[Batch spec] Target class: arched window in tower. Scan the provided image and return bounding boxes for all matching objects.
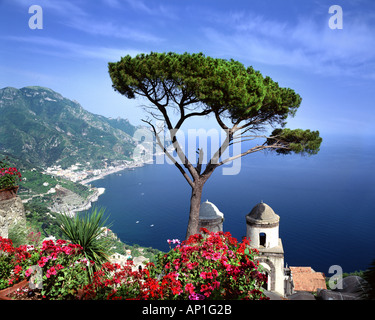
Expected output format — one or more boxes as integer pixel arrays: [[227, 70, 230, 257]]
[[259, 232, 266, 247]]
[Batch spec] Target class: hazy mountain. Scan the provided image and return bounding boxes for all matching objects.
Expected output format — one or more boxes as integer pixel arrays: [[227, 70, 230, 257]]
[[0, 86, 137, 169]]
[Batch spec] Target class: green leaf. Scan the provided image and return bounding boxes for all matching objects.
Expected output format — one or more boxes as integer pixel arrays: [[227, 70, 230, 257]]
[[267, 128, 322, 155], [57, 207, 113, 280]]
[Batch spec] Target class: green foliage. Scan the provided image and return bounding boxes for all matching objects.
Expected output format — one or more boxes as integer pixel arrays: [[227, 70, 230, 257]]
[[37, 243, 90, 300], [8, 220, 28, 248], [57, 207, 113, 279], [41, 261, 89, 300], [0, 230, 267, 300], [82, 229, 268, 300], [58, 179, 93, 199], [109, 52, 301, 127], [0, 86, 137, 169], [19, 170, 55, 196], [109, 52, 322, 237], [0, 251, 15, 290], [19, 169, 93, 198], [109, 52, 321, 157], [267, 128, 322, 155], [343, 270, 365, 278], [0, 260, 12, 290], [105, 117, 137, 136], [0, 236, 90, 298], [0, 157, 22, 189], [152, 229, 269, 300], [24, 203, 66, 239], [0, 237, 32, 290], [361, 259, 375, 299]]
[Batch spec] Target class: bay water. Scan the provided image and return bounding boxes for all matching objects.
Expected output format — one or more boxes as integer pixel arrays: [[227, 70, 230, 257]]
[[91, 134, 375, 274]]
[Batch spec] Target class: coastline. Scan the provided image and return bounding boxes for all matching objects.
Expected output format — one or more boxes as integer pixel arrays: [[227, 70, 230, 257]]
[[67, 186, 106, 216], [70, 159, 151, 215], [79, 160, 146, 185]]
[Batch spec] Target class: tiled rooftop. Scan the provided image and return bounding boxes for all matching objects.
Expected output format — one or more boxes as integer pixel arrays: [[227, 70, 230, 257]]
[[290, 266, 327, 292]]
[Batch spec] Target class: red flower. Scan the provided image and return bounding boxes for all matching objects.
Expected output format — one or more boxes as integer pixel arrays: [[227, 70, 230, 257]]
[[46, 266, 57, 278], [13, 265, 22, 274], [199, 227, 210, 234], [184, 283, 195, 295], [56, 239, 67, 246], [78, 230, 268, 300]]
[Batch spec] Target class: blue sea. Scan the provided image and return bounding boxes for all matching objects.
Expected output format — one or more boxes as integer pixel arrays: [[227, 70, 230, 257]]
[[90, 134, 375, 274]]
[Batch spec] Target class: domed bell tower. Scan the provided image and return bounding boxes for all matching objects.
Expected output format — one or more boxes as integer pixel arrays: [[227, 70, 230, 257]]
[[246, 201, 286, 296], [198, 200, 224, 233]]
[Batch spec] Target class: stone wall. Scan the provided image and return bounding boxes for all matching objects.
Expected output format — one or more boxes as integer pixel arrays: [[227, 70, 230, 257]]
[[0, 196, 26, 238], [198, 217, 224, 233]]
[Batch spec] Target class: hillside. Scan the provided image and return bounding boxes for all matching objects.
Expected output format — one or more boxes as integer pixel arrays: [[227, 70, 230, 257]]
[[0, 86, 137, 169]]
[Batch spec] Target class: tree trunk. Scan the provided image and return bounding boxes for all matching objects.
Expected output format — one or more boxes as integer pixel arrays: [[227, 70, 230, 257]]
[[185, 181, 204, 240]]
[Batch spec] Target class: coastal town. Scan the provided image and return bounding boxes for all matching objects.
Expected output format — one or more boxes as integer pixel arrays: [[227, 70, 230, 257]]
[[43, 159, 145, 185], [20, 158, 148, 217]]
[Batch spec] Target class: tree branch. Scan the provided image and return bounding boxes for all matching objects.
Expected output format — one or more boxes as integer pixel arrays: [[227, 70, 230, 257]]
[[218, 142, 288, 166], [196, 148, 204, 175], [214, 109, 229, 131], [175, 109, 211, 130], [143, 87, 201, 182], [141, 119, 195, 188], [202, 127, 233, 177]]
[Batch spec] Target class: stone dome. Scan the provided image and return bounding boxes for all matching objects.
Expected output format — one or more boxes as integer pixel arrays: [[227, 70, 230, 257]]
[[246, 201, 279, 225], [199, 200, 224, 220]]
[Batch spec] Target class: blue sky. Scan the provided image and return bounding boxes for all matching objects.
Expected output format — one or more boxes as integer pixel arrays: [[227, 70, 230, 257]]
[[1, 0, 375, 138]]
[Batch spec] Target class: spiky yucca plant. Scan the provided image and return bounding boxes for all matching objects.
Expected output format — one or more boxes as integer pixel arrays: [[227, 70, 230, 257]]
[[58, 207, 112, 279]]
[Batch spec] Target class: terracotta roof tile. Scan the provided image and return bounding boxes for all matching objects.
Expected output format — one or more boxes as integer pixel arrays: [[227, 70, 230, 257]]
[[290, 267, 313, 273], [290, 266, 327, 292]]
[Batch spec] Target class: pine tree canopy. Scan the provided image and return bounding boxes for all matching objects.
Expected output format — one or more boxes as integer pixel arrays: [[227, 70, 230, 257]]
[[108, 52, 322, 156]]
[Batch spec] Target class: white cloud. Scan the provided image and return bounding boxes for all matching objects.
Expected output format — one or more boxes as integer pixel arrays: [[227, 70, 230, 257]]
[[65, 18, 164, 43], [7, 0, 88, 18], [8, 0, 164, 43], [0, 64, 62, 86], [122, 0, 154, 15], [101, 0, 179, 20], [4, 36, 141, 61], [203, 10, 375, 79]]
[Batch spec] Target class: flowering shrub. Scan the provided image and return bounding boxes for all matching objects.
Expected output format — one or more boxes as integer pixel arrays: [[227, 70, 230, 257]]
[[1, 229, 269, 300], [26, 231, 42, 247], [28, 239, 91, 300], [81, 229, 269, 300], [0, 237, 91, 299], [0, 158, 22, 189], [0, 237, 32, 290], [81, 261, 144, 300], [149, 228, 269, 300]]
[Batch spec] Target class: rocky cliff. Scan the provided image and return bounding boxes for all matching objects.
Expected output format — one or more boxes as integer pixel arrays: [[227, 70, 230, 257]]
[[0, 196, 26, 238], [0, 86, 137, 169]]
